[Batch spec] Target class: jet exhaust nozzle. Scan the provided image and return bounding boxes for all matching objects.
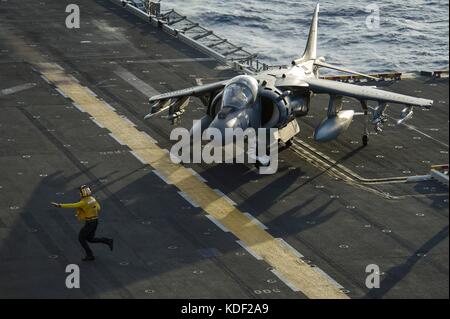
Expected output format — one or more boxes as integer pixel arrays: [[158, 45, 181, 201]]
[[314, 110, 355, 142]]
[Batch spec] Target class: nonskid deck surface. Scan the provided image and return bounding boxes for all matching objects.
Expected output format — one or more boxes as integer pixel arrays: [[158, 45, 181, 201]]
[[0, 0, 448, 298]]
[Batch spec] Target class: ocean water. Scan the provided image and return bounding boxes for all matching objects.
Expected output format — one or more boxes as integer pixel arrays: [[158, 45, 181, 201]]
[[161, 0, 449, 73]]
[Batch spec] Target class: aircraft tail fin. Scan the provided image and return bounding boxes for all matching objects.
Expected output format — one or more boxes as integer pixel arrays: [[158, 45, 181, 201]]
[[293, 3, 319, 64]]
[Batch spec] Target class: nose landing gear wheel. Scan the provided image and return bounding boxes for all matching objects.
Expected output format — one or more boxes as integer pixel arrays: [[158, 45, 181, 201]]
[[362, 134, 369, 146], [255, 158, 271, 169]]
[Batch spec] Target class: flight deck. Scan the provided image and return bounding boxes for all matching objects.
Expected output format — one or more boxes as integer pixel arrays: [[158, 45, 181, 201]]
[[0, 0, 448, 299]]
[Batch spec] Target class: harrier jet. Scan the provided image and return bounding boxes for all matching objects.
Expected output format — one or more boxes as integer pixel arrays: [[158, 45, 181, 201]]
[[144, 4, 433, 148]]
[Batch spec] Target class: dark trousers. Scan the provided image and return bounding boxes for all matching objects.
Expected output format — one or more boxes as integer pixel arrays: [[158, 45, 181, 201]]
[[78, 220, 111, 257]]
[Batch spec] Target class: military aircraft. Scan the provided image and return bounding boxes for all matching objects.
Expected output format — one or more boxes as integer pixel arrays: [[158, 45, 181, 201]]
[[144, 3, 433, 148]]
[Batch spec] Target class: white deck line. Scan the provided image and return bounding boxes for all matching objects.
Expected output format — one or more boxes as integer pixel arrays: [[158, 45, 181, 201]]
[[40, 75, 51, 84], [152, 169, 172, 184], [84, 86, 98, 97], [114, 66, 160, 97], [187, 168, 207, 183], [130, 151, 147, 165], [72, 102, 85, 113], [236, 240, 263, 260], [90, 117, 104, 128], [275, 238, 304, 258], [178, 191, 200, 208], [213, 189, 237, 206], [205, 215, 230, 232], [243, 213, 268, 230], [55, 87, 68, 99], [102, 100, 116, 111], [121, 116, 137, 127], [109, 133, 125, 146], [0, 83, 37, 96]]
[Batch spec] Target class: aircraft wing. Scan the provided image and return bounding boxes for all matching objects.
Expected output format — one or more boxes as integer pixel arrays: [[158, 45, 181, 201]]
[[149, 80, 229, 103], [304, 78, 433, 108], [145, 79, 229, 120]]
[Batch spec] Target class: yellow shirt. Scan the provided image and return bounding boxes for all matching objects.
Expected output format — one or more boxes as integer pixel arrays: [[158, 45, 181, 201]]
[[60, 196, 101, 221]]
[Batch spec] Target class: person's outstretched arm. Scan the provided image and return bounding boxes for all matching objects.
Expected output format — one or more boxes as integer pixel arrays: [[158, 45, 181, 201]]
[[51, 200, 84, 208]]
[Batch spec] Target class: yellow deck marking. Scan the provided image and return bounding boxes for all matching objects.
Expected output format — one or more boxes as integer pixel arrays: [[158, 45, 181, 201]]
[[34, 62, 349, 299], [0, 26, 349, 297]]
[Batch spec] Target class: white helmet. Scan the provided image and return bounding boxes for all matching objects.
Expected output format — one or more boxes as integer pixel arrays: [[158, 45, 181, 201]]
[[79, 185, 92, 197]]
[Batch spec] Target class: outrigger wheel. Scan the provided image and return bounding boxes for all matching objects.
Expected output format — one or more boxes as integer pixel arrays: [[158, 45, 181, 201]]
[[362, 134, 369, 146]]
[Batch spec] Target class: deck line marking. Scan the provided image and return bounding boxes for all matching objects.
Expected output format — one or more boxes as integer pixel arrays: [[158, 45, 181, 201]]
[[205, 215, 230, 233], [53, 63, 64, 71], [32, 61, 348, 299], [40, 75, 51, 84], [275, 238, 304, 259], [401, 122, 448, 148], [68, 74, 80, 83], [178, 191, 200, 208], [120, 115, 137, 127], [187, 168, 207, 183], [236, 240, 263, 260], [213, 189, 237, 206], [55, 87, 68, 99], [0, 83, 36, 96], [101, 100, 116, 111], [72, 102, 85, 113], [270, 269, 301, 292], [114, 66, 159, 97], [129, 151, 147, 165], [243, 213, 268, 230], [109, 133, 125, 145], [368, 105, 449, 148], [152, 170, 172, 184], [90, 117, 104, 129], [84, 86, 97, 97]]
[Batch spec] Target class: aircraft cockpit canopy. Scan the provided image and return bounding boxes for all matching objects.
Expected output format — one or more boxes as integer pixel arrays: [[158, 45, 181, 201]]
[[222, 75, 259, 110]]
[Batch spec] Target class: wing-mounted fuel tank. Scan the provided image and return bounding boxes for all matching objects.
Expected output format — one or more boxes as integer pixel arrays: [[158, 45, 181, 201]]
[[314, 95, 354, 142], [258, 87, 291, 128]]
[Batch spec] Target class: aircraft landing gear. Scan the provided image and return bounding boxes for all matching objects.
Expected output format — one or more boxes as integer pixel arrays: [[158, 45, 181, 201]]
[[362, 134, 369, 146], [285, 139, 293, 147], [254, 144, 271, 170], [255, 158, 271, 169]]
